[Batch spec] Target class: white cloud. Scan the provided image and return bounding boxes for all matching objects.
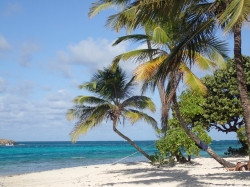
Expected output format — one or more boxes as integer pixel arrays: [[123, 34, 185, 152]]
[[0, 89, 72, 130], [48, 38, 138, 78], [19, 42, 40, 67], [8, 80, 36, 97], [3, 2, 22, 16]]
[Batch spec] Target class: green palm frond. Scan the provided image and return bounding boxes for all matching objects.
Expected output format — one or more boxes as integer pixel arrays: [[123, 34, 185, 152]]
[[179, 63, 207, 96], [112, 34, 149, 46], [73, 96, 107, 105], [66, 106, 96, 121], [219, 0, 250, 33], [89, 104, 112, 123], [69, 104, 111, 142], [123, 109, 158, 130], [70, 118, 96, 142], [106, 5, 137, 32], [192, 52, 217, 71], [207, 51, 227, 70], [112, 49, 159, 67], [79, 82, 97, 92], [152, 26, 170, 44], [122, 96, 156, 112], [88, 2, 113, 18]]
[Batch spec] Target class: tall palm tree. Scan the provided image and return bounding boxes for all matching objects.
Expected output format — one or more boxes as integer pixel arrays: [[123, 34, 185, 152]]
[[212, 0, 250, 159], [66, 66, 157, 160]]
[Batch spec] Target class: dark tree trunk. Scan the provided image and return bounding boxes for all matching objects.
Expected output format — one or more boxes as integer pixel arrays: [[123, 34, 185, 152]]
[[238, 139, 248, 154], [113, 120, 152, 161], [175, 151, 188, 163], [234, 23, 250, 160], [173, 95, 235, 167]]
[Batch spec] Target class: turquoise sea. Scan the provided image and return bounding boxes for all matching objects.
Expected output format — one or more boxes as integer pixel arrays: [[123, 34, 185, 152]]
[[0, 140, 241, 176]]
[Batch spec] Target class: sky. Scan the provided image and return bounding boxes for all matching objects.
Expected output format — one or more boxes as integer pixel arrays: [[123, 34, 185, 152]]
[[0, 0, 249, 141]]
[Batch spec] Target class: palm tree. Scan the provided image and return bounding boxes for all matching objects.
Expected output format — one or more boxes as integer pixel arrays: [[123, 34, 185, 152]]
[[212, 0, 250, 160], [66, 66, 157, 160], [88, 0, 236, 167], [111, 34, 234, 167]]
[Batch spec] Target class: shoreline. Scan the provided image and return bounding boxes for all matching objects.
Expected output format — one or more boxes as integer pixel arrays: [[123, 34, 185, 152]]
[[1, 157, 250, 187], [0, 155, 240, 177]]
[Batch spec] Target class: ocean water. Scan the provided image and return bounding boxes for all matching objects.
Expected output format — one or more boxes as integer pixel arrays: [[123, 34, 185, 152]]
[[0, 140, 241, 176]]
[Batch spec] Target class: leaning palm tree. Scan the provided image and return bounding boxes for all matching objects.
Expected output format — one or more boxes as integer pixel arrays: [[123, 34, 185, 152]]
[[66, 66, 157, 160]]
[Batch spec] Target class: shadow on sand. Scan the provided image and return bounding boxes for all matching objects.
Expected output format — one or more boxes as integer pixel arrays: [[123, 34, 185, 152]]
[[103, 162, 250, 186]]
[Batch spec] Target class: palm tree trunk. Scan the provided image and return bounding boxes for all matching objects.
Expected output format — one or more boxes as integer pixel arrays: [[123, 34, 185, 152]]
[[234, 23, 250, 160], [157, 81, 171, 131], [172, 94, 235, 167], [146, 33, 171, 131], [112, 120, 152, 161]]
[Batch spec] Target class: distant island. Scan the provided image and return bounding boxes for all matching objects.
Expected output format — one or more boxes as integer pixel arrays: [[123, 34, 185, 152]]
[[0, 139, 15, 146]]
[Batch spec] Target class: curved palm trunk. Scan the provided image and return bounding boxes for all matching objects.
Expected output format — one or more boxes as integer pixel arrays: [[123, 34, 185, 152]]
[[173, 94, 235, 167], [112, 119, 152, 161], [234, 24, 250, 160]]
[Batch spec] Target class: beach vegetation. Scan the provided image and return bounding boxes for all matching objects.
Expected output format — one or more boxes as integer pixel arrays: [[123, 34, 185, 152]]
[[66, 65, 157, 161], [200, 56, 250, 155], [154, 91, 212, 163]]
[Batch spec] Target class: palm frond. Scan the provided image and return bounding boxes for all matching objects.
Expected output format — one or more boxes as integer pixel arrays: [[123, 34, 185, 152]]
[[207, 51, 227, 70], [106, 5, 137, 32], [79, 82, 97, 92], [134, 54, 167, 81], [152, 26, 170, 44], [112, 34, 149, 46], [66, 106, 96, 121], [88, 2, 113, 18], [70, 118, 96, 142], [179, 63, 207, 96], [219, 0, 250, 33], [123, 109, 158, 130], [193, 52, 217, 71], [112, 49, 159, 67], [73, 96, 107, 105], [122, 96, 156, 112], [69, 104, 111, 142]]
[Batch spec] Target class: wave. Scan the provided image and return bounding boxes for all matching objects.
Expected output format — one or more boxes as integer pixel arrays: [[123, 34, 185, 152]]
[[71, 157, 85, 159]]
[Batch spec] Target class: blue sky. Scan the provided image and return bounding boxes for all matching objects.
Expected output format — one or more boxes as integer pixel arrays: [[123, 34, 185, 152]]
[[0, 1, 249, 141]]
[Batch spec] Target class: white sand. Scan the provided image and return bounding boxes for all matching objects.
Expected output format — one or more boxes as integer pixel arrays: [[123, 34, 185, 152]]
[[1, 157, 250, 187]]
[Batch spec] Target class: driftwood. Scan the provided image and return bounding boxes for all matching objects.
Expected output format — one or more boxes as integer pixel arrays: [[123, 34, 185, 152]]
[[225, 161, 250, 171]]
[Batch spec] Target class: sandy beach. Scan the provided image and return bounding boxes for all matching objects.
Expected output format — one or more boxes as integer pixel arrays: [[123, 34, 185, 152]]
[[1, 157, 250, 187]]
